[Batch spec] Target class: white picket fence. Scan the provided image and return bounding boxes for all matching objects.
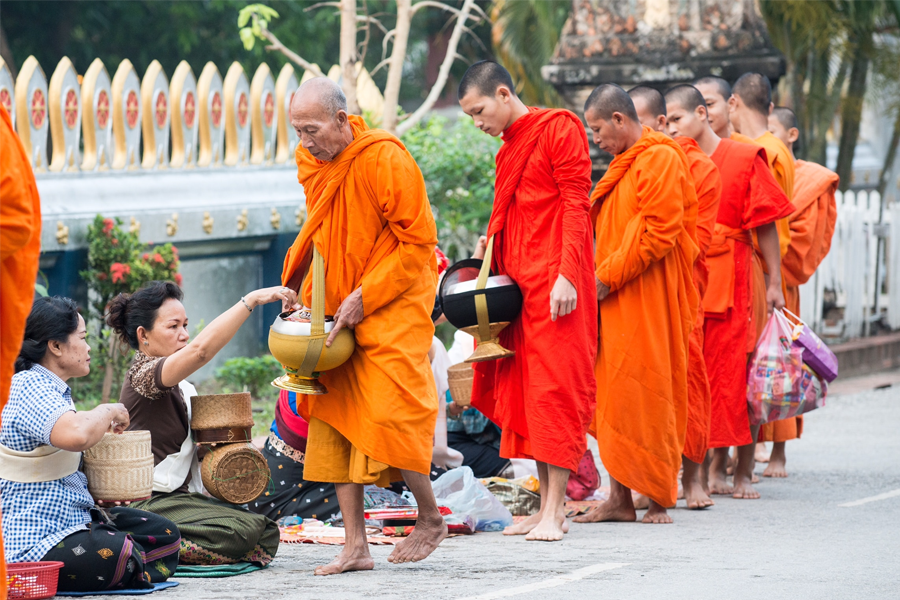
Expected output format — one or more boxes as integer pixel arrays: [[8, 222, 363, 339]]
[[800, 188, 899, 339]]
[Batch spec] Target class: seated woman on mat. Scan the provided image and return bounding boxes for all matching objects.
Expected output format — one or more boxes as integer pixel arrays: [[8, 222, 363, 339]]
[[0, 297, 180, 593], [107, 280, 296, 567]]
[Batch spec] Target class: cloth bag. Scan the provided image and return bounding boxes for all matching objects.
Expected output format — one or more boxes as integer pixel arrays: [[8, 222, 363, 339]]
[[747, 310, 827, 425], [566, 449, 600, 501], [431, 466, 513, 532], [482, 479, 541, 516], [783, 308, 839, 382]]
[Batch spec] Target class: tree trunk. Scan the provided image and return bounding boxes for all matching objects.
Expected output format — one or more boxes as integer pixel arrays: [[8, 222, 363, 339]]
[[101, 336, 118, 403], [835, 37, 871, 191], [340, 0, 360, 115], [382, 0, 412, 133], [0, 24, 16, 78], [876, 106, 900, 200]]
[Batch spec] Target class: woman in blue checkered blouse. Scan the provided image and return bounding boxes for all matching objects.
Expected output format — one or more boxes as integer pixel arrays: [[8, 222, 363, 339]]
[[0, 296, 180, 592]]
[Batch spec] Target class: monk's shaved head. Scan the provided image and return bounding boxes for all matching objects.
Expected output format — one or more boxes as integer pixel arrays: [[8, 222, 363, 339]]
[[584, 84, 639, 122], [458, 60, 517, 100], [732, 73, 772, 117], [771, 106, 798, 131], [665, 84, 707, 113], [290, 77, 353, 162], [628, 86, 666, 118], [693, 76, 731, 102], [292, 77, 347, 117], [768, 106, 800, 155]]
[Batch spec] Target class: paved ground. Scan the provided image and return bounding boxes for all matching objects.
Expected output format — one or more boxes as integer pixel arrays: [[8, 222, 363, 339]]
[[79, 382, 900, 600]]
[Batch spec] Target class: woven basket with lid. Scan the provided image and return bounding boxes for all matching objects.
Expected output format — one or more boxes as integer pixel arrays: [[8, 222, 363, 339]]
[[83, 431, 153, 503], [201, 442, 270, 504], [190, 392, 254, 430], [448, 362, 474, 407]]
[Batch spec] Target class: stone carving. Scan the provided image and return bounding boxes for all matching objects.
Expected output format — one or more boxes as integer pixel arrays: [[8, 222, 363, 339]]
[[275, 64, 299, 164], [197, 62, 225, 168], [0, 57, 16, 129], [111, 59, 142, 170], [81, 58, 113, 171], [56, 221, 69, 245], [237, 209, 249, 232], [14, 56, 49, 172], [141, 60, 170, 169], [166, 213, 179, 237], [170, 60, 198, 169], [270, 207, 282, 230], [49, 57, 82, 172], [202, 211, 214, 234], [250, 63, 278, 165], [223, 62, 251, 167]]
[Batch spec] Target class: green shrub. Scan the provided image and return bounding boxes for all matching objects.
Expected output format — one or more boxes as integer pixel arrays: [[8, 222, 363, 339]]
[[215, 355, 283, 400]]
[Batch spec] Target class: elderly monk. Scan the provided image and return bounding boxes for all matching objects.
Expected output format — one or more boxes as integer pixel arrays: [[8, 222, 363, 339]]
[[666, 84, 794, 499], [282, 78, 445, 574], [760, 106, 839, 477], [458, 61, 597, 541], [1, 105, 42, 573], [630, 86, 721, 510], [575, 84, 698, 524]]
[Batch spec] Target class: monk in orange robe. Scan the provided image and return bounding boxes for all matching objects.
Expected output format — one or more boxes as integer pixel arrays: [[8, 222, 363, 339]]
[[629, 86, 722, 510], [459, 61, 597, 541], [281, 78, 444, 574], [1, 104, 42, 573], [761, 106, 839, 477], [574, 84, 698, 525], [668, 84, 794, 499]]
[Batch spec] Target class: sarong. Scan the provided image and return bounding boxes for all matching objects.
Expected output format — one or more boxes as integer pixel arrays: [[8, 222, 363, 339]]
[[131, 492, 278, 566]]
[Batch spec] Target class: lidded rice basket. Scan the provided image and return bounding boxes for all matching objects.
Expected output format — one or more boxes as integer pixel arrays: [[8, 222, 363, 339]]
[[83, 431, 153, 503], [190, 392, 254, 445], [201, 443, 270, 504], [447, 362, 474, 407]]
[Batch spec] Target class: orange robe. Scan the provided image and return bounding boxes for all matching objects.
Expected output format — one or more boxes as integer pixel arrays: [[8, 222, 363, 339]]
[[281, 116, 438, 482], [0, 104, 42, 576], [705, 138, 794, 448], [591, 127, 698, 506], [760, 160, 838, 443], [470, 108, 597, 472], [675, 137, 722, 464]]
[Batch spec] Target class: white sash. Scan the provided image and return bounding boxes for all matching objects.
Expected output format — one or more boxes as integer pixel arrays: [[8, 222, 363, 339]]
[[0, 442, 82, 483], [152, 380, 204, 494]]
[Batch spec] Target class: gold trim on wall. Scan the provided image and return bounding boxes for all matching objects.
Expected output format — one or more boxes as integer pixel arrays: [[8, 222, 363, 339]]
[[141, 60, 169, 169], [197, 62, 224, 168], [14, 56, 48, 171], [81, 58, 112, 171], [274, 63, 298, 165], [111, 58, 142, 170], [223, 61, 250, 167], [48, 56, 81, 172], [169, 60, 197, 169]]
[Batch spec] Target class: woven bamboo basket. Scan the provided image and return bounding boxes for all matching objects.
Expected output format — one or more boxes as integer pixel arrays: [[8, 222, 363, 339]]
[[190, 392, 254, 430], [201, 442, 270, 504], [83, 431, 154, 503], [448, 362, 474, 407]]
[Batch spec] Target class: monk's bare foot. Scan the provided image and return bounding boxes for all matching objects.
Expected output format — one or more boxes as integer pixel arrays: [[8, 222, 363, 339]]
[[725, 450, 735, 475], [573, 499, 636, 523], [504, 511, 570, 536], [709, 449, 733, 495], [525, 513, 567, 541], [314, 546, 375, 576], [755, 442, 770, 463], [633, 493, 650, 510], [387, 515, 447, 564], [752, 472, 760, 484], [763, 444, 788, 478], [683, 479, 714, 509], [732, 474, 760, 499], [642, 501, 673, 524], [708, 470, 733, 495]]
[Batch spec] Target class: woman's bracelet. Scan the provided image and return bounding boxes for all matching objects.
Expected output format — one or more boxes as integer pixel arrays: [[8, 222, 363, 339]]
[[241, 296, 254, 313]]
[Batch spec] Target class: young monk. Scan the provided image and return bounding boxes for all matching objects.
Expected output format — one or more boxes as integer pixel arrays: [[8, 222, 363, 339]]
[[458, 61, 597, 541], [282, 78, 445, 572], [762, 106, 839, 477], [575, 84, 698, 524], [630, 86, 721, 510], [666, 84, 794, 499], [694, 76, 734, 139]]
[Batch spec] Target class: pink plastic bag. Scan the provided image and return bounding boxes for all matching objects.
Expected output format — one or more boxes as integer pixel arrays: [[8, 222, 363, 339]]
[[783, 308, 839, 382], [747, 310, 827, 425]]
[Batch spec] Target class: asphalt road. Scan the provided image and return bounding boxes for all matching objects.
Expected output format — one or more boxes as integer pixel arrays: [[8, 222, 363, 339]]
[[76, 384, 900, 600]]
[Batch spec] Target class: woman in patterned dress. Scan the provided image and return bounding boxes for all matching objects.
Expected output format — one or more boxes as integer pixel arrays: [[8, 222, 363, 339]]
[[0, 297, 180, 592]]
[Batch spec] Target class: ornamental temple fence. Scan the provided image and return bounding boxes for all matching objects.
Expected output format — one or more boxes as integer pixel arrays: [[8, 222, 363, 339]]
[[0, 54, 896, 378]]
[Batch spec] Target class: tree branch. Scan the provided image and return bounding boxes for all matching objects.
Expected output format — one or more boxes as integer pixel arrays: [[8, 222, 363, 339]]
[[370, 57, 392, 76], [304, 2, 341, 12], [260, 27, 325, 77], [397, 0, 476, 135], [382, 0, 412, 133]]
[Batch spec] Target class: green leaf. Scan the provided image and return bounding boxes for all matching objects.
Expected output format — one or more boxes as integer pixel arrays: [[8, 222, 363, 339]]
[[239, 27, 256, 50], [237, 5, 255, 28], [34, 283, 49, 297]]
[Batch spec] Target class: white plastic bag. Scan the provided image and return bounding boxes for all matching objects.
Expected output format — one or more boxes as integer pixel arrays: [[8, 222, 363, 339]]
[[431, 466, 513, 532]]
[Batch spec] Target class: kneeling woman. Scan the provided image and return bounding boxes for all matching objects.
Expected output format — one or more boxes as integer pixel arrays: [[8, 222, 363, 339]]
[[0, 297, 180, 593], [107, 281, 295, 566]]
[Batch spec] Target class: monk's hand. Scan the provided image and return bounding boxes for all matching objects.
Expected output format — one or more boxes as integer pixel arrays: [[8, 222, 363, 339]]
[[472, 235, 488, 260], [550, 275, 577, 322], [596, 277, 611, 302], [327, 286, 364, 347], [766, 282, 785, 316]]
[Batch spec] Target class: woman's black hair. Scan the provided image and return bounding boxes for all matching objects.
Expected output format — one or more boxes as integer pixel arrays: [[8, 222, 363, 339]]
[[15, 296, 82, 373], [106, 281, 184, 350]]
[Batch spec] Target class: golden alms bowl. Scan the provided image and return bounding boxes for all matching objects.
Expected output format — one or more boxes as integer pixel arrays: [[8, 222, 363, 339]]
[[268, 311, 355, 395]]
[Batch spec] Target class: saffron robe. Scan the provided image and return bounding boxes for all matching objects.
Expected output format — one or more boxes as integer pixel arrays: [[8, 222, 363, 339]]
[[591, 128, 698, 506], [470, 108, 597, 473], [760, 160, 838, 443], [704, 138, 794, 448], [0, 105, 42, 573], [281, 116, 438, 481], [676, 137, 722, 464]]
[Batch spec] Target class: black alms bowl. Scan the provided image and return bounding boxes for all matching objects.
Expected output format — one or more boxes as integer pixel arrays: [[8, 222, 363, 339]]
[[438, 259, 523, 330]]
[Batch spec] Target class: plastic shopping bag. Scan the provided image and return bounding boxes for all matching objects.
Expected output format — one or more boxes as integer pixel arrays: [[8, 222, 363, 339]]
[[431, 466, 513, 532], [783, 308, 839, 382], [747, 310, 827, 425]]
